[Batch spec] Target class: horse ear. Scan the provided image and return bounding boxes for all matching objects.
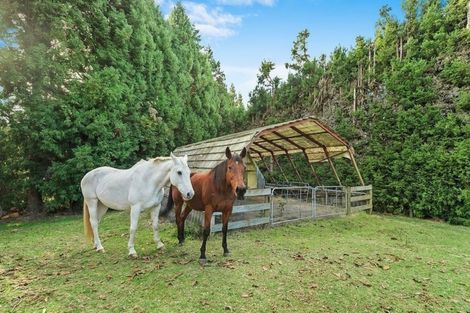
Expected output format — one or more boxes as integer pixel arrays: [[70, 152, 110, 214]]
[[225, 147, 232, 159], [240, 147, 247, 159], [170, 152, 177, 162], [183, 154, 188, 163]]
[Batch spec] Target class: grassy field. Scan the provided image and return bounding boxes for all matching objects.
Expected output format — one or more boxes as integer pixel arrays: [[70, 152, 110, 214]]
[[0, 211, 469, 313]]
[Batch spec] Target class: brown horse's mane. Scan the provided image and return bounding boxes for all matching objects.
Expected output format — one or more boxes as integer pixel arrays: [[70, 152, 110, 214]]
[[211, 154, 242, 193]]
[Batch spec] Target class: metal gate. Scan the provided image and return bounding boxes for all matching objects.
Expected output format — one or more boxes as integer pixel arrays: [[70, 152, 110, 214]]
[[313, 186, 348, 218], [270, 186, 314, 225], [270, 185, 349, 224]]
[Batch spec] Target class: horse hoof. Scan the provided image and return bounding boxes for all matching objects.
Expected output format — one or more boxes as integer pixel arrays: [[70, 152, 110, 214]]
[[96, 248, 105, 253], [223, 252, 231, 257], [128, 253, 138, 258], [198, 258, 207, 266], [178, 240, 185, 246], [157, 242, 165, 250]]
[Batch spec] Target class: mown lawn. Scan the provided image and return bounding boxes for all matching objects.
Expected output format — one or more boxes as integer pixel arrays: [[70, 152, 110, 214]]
[[0, 211, 469, 313]]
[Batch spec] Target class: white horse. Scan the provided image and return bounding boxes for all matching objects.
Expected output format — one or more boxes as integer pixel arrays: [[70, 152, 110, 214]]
[[81, 153, 194, 257]]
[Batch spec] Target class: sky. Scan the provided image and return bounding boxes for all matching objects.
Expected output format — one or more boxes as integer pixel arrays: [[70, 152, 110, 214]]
[[157, 0, 404, 104]]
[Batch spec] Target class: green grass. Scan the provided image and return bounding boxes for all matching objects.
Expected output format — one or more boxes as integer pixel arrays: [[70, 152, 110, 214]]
[[1, 212, 469, 313]]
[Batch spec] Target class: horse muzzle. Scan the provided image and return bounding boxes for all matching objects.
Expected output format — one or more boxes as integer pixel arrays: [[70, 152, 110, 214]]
[[236, 187, 247, 200], [182, 190, 195, 201]]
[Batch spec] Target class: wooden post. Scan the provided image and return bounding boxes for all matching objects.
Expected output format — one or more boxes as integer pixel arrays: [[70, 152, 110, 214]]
[[271, 152, 289, 183], [302, 150, 321, 186], [324, 148, 342, 186], [286, 153, 302, 182], [259, 153, 272, 173], [346, 186, 351, 215], [348, 149, 365, 186]]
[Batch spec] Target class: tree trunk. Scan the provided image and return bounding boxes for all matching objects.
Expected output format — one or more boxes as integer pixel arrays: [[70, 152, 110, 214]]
[[399, 36, 403, 60], [353, 86, 357, 112], [467, 1, 470, 29], [27, 187, 44, 214], [373, 44, 376, 74], [368, 44, 372, 85]]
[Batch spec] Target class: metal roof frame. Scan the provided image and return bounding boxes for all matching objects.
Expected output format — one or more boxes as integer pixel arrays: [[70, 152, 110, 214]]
[[174, 116, 365, 186]]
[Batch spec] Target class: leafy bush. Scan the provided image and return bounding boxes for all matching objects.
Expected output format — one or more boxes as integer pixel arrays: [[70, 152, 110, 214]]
[[440, 58, 470, 87], [448, 217, 470, 227]]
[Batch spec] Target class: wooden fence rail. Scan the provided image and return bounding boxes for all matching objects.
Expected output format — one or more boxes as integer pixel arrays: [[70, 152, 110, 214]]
[[347, 185, 373, 215]]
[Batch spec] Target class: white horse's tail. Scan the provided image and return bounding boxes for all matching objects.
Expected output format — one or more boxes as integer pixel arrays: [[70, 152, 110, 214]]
[[83, 201, 93, 243]]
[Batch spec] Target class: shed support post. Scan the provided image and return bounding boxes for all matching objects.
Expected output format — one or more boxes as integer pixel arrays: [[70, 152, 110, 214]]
[[286, 153, 302, 182], [258, 153, 272, 173], [324, 148, 342, 186], [302, 150, 321, 186], [348, 149, 365, 186], [271, 152, 289, 183]]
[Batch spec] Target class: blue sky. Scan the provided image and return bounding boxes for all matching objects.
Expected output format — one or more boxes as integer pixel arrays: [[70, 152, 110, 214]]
[[157, 0, 404, 103]]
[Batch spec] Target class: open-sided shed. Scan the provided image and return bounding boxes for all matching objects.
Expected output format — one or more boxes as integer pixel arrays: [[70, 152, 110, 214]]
[[173, 116, 372, 231], [174, 116, 364, 187]]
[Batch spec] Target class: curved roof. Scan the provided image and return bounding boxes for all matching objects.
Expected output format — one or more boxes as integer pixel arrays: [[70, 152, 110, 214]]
[[174, 116, 354, 171]]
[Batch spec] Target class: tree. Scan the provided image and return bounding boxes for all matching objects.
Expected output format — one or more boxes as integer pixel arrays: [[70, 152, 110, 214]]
[[285, 29, 310, 71], [0, 0, 244, 212]]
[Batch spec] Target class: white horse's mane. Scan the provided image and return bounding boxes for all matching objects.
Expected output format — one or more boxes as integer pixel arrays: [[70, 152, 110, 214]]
[[131, 157, 172, 168], [149, 157, 172, 162]]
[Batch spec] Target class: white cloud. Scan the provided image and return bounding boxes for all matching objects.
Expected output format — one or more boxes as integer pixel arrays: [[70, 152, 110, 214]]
[[183, 2, 242, 38], [222, 63, 290, 106], [216, 0, 275, 6], [271, 64, 290, 81], [194, 24, 236, 37]]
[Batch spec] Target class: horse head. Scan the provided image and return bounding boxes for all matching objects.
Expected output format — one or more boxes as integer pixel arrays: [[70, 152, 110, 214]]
[[224, 147, 247, 200], [170, 153, 194, 201]]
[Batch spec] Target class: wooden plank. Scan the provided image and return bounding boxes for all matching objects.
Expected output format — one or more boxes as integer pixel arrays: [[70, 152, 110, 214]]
[[212, 217, 270, 232], [213, 203, 270, 215], [350, 204, 372, 211], [351, 185, 372, 192], [350, 194, 371, 202], [245, 188, 272, 197]]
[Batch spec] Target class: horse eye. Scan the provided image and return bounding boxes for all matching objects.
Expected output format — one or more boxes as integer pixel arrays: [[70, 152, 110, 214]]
[[177, 171, 182, 175], [228, 166, 232, 170]]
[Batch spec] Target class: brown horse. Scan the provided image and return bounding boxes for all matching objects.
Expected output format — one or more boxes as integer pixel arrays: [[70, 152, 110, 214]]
[[163, 147, 247, 265]]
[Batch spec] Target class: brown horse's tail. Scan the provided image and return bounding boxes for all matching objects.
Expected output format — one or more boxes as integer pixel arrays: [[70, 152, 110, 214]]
[[160, 185, 174, 217], [83, 201, 93, 243]]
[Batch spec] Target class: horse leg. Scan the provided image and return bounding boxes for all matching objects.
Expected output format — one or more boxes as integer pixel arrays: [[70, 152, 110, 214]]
[[222, 209, 232, 257], [97, 201, 108, 222], [199, 206, 213, 265], [174, 200, 185, 245], [128, 205, 142, 257], [151, 204, 164, 250], [86, 198, 105, 252], [178, 203, 193, 245]]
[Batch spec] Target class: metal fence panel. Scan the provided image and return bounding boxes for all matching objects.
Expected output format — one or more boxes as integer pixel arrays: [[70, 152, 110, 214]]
[[270, 186, 315, 225], [313, 186, 348, 218]]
